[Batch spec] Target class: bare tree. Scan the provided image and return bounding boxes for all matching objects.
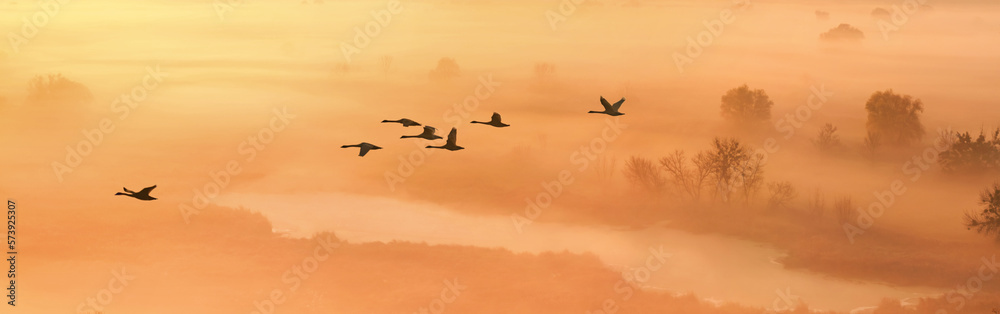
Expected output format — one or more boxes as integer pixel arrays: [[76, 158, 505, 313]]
[[707, 137, 750, 203], [661, 150, 714, 202], [533, 62, 555, 81], [863, 130, 882, 159], [766, 181, 797, 210], [737, 152, 766, 206], [333, 62, 351, 77], [813, 123, 841, 152], [379, 55, 393, 78], [595, 155, 618, 185], [809, 188, 825, 218], [624, 156, 664, 194], [834, 196, 857, 224]]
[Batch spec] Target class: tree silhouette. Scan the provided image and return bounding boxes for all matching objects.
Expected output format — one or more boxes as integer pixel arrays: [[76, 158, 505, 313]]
[[834, 196, 857, 224], [720, 84, 773, 129], [530, 62, 556, 92], [813, 123, 841, 152], [820, 24, 864, 41], [964, 183, 1000, 241], [429, 57, 460, 82], [864, 89, 925, 146], [624, 156, 664, 194], [939, 129, 1000, 174], [706, 137, 763, 203], [660, 150, 712, 201], [815, 10, 829, 20], [379, 55, 393, 78], [809, 188, 826, 219], [26, 73, 93, 107], [332, 62, 351, 77], [863, 130, 882, 159], [533, 62, 555, 81], [766, 181, 797, 210], [594, 155, 617, 185]]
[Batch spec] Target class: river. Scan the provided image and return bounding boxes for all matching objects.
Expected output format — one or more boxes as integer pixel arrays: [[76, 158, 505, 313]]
[[215, 192, 943, 313]]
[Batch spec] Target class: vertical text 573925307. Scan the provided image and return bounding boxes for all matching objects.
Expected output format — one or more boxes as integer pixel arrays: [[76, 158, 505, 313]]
[[6, 199, 15, 307]]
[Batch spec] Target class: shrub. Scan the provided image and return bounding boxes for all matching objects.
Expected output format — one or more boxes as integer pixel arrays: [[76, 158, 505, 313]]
[[815, 10, 829, 20], [938, 129, 1000, 174], [820, 24, 864, 41], [964, 183, 1000, 241], [813, 123, 841, 152]]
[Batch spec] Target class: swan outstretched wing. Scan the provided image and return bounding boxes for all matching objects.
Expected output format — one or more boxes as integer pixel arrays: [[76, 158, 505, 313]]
[[137, 185, 157, 195], [612, 98, 626, 110], [600, 97, 613, 110], [447, 128, 458, 145]]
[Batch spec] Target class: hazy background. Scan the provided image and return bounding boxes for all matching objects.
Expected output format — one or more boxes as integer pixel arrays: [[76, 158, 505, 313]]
[[2, 0, 1000, 313]]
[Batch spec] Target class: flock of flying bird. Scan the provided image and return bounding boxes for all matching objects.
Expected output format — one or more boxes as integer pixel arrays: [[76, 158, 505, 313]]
[[115, 97, 627, 200], [340, 96, 627, 157]]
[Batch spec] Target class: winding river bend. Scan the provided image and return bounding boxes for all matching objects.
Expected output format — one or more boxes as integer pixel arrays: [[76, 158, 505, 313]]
[[216, 193, 942, 312]]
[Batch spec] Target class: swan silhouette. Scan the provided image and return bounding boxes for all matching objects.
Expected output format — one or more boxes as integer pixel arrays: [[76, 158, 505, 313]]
[[589, 97, 625, 116], [115, 185, 157, 201], [401, 126, 443, 140], [426, 128, 464, 151], [381, 118, 421, 127], [470, 112, 509, 127], [341, 142, 382, 157]]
